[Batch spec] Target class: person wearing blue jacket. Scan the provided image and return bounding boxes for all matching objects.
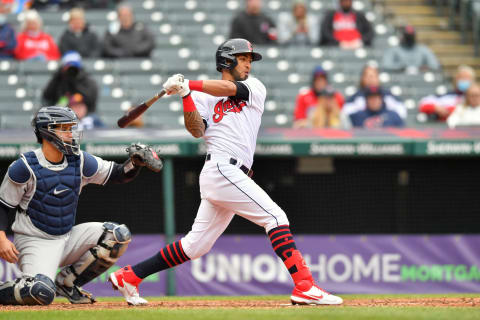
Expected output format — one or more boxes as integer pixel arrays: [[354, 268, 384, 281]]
[[0, 20, 16, 58], [342, 86, 404, 128]]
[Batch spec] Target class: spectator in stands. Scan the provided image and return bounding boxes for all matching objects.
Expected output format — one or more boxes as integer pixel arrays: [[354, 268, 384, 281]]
[[343, 63, 407, 120], [447, 83, 480, 128], [31, 0, 73, 11], [277, 0, 319, 46], [14, 10, 61, 61], [418, 65, 476, 121], [319, 0, 374, 48], [293, 66, 344, 128], [229, 0, 277, 44], [42, 51, 98, 113], [6, 0, 28, 14], [32, 0, 122, 10], [382, 25, 439, 73], [310, 86, 342, 128], [68, 93, 105, 130], [59, 7, 100, 58], [102, 4, 155, 58], [0, 0, 16, 58], [342, 86, 404, 128], [86, 0, 123, 9], [0, 0, 12, 12]]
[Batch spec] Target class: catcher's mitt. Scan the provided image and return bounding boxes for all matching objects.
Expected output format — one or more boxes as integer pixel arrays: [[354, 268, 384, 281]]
[[126, 143, 163, 172]]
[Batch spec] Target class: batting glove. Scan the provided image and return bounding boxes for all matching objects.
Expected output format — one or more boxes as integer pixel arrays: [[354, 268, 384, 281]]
[[162, 75, 180, 95], [177, 77, 190, 98], [163, 74, 190, 97]]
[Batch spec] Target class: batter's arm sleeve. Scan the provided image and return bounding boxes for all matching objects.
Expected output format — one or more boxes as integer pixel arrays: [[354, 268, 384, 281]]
[[229, 81, 249, 101], [106, 159, 142, 184]]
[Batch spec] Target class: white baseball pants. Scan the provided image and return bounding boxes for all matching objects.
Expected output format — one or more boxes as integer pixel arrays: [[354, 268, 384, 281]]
[[181, 154, 289, 260]]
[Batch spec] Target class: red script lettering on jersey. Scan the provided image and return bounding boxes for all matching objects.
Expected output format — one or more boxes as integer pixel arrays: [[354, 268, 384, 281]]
[[213, 99, 247, 123]]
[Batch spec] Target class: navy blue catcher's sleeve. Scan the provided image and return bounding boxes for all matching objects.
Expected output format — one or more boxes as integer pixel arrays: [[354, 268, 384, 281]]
[[8, 159, 31, 184], [106, 159, 142, 184], [82, 151, 99, 178], [0, 202, 9, 231]]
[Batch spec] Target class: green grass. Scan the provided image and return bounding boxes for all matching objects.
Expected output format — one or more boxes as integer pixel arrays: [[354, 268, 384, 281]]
[[1, 295, 479, 320], [3, 308, 480, 320]]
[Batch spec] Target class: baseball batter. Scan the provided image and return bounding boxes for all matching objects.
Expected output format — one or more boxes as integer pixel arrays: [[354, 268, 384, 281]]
[[110, 38, 343, 306], [0, 106, 162, 305]]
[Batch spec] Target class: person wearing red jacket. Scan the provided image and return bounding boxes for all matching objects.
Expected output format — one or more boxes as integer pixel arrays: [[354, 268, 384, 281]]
[[293, 66, 344, 128], [319, 0, 374, 49], [14, 10, 60, 61], [418, 65, 475, 121]]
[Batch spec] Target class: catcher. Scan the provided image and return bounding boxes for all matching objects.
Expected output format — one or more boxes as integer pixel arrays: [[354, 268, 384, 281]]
[[0, 106, 162, 305]]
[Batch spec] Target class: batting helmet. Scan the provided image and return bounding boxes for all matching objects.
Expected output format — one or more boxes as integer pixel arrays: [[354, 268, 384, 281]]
[[32, 106, 82, 155], [215, 38, 262, 72]]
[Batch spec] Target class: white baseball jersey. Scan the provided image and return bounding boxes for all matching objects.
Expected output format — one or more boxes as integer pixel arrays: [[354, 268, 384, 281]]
[[179, 75, 289, 261], [191, 76, 266, 169]]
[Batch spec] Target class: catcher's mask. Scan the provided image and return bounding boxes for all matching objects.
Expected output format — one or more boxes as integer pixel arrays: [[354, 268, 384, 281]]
[[32, 106, 83, 156], [215, 38, 262, 72]]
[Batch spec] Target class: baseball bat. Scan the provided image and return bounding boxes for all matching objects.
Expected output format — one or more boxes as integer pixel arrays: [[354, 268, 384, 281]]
[[117, 89, 167, 128]]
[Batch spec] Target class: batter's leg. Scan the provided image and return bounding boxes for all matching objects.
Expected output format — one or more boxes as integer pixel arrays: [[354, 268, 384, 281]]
[[207, 163, 343, 305], [109, 199, 234, 305]]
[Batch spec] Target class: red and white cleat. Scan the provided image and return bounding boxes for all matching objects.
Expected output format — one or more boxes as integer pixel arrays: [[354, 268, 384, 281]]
[[109, 265, 148, 306], [291, 280, 343, 305]]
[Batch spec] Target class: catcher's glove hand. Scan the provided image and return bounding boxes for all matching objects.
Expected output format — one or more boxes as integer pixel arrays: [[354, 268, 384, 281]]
[[126, 143, 163, 172]]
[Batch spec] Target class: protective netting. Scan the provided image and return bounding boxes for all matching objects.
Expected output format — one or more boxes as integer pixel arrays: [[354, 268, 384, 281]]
[[1, 156, 480, 234]]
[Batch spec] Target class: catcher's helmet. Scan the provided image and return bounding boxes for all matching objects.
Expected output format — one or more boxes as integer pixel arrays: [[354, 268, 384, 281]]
[[215, 38, 262, 72], [32, 106, 82, 155]]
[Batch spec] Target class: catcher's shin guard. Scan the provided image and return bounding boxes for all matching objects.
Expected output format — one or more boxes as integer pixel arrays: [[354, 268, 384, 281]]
[[0, 274, 55, 305], [55, 222, 131, 303]]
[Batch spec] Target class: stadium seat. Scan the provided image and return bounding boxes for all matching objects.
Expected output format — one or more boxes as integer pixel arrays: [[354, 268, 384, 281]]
[[0, 0, 451, 129], [0, 114, 33, 129]]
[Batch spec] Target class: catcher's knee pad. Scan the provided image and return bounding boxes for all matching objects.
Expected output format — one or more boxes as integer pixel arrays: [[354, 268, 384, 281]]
[[0, 274, 55, 305], [57, 222, 131, 287]]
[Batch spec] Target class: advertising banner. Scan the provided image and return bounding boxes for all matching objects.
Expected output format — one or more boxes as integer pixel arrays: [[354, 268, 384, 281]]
[[175, 235, 480, 295], [0, 235, 478, 296]]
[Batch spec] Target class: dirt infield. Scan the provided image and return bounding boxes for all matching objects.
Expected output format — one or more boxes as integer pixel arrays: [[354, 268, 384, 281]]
[[1, 297, 479, 311]]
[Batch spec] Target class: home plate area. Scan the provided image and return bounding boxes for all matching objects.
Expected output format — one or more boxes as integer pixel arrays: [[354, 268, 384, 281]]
[[1, 297, 479, 311]]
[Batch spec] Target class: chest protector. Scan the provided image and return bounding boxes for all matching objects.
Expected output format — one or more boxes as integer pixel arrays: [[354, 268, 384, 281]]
[[23, 151, 81, 235]]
